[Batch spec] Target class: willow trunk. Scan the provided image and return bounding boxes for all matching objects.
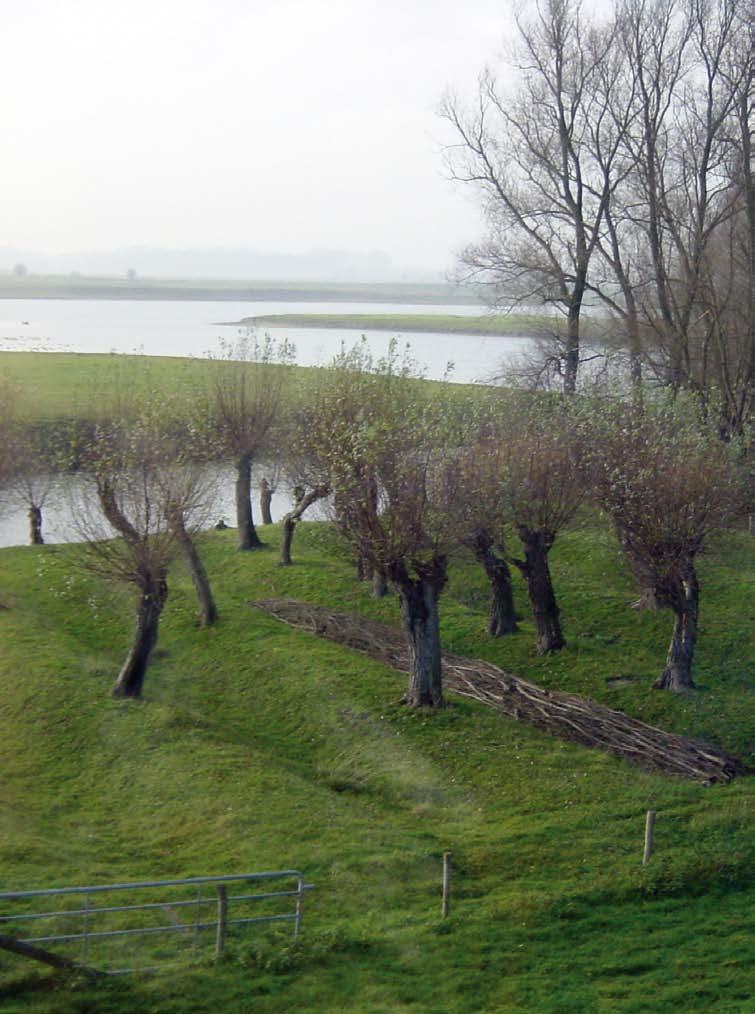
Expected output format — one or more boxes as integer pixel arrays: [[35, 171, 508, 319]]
[[395, 576, 443, 708], [235, 454, 263, 550], [515, 528, 564, 654], [473, 532, 517, 636], [654, 570, 699, 692], [112, 573, 168, 698]]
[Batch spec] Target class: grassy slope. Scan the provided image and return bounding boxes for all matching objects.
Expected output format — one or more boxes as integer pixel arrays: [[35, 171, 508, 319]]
[[0, 352, 475, 424], [0, 352, 206, 422], [0, 521, 752, 1012]]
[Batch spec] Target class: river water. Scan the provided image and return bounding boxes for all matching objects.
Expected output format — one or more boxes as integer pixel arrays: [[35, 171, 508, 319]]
[[0, 296, 538, 546], [0, 297, 536, 384]]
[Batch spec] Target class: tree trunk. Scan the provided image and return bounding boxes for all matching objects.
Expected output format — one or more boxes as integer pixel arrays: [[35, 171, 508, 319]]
[[472, 531, 517, 636], [564, 309, 580, 395], [390, 561, 446, 708], [278, 485, 329, 566], [171, 513, 217, 626], [113, 572, 168, 698], [356, 552, 371, 582], [513, 527, 564, 654], [255, 599, 748, 784], [260, 477, 273, 525], [654, 569, 699, 692], [28, 505, 43, 545], [235, 454, 263, 550], [372, 569, 388, 598], [280, 515, 295, 566]]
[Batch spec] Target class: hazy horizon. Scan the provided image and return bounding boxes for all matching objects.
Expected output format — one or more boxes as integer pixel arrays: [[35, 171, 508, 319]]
[[0, 244, 455, 284], [3, 0, 517, 279]]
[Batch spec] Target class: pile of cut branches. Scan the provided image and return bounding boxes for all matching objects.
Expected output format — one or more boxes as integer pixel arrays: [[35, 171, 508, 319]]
[[252, 598, 747, 785]]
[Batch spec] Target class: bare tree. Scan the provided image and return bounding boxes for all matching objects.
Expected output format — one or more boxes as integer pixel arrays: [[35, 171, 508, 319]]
[[586, 395, 744, 690], [441, 0, 618, 393], [494, 397, 586, 653], [76, 370, 218, 695], [203, 333, 294, 551], [606, 0, 751, 428], [259, 466, 282, 526], [5, 425, 60, 545], [275, 380, 336, 567], [314, 343, 461, 707], [455, 431, 519, 636], [78, 425, 179, 698]]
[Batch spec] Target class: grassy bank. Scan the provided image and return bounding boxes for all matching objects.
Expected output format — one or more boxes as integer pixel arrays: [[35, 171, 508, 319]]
[[0, 275, 480, 305], [0, 352, 479, 424], [0, 351, 206, 422], [239, 312, 564, 338], [0, 519, 752, 1012]]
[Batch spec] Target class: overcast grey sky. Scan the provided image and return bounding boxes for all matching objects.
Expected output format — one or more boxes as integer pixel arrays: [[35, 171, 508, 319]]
[[2, 0, 517, 274]]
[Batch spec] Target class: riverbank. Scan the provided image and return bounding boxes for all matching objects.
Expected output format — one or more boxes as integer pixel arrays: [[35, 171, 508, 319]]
[[234, 312, 554, 337], [0, 522, 752, 1011], [0, 274, 483, 305]]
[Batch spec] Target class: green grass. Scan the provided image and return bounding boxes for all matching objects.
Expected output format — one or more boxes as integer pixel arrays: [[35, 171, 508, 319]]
[[0, 352, 482, 424], [0, 274, 478, 305], [239, 312, 566, 338], [0, 352, 209, 422], [0, 521, 752, 1012]]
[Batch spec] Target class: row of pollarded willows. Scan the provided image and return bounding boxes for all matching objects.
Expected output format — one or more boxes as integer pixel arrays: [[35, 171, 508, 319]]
[[0, 340, 748, 705], [283, 344, 748, 705], [252, 600, 748, 784]]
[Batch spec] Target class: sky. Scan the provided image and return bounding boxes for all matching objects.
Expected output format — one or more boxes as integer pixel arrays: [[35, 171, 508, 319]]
[[1, 0, 518, 277]]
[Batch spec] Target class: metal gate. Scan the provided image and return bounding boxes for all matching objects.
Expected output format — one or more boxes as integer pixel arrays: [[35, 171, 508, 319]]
[[0, 870, 313, 975]]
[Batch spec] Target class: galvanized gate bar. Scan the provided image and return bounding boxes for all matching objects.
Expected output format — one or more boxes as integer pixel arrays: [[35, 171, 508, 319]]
[[0, 870, 314, 974], [0, 870, 305, 900]]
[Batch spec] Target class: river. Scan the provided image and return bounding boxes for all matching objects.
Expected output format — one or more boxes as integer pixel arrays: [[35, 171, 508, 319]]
[[0, 296, 538, 547], [0, 297, 535, 384]]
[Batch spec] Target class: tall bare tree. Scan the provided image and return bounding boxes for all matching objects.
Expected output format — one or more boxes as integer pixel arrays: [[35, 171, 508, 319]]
[[441, 0, 619, 393]]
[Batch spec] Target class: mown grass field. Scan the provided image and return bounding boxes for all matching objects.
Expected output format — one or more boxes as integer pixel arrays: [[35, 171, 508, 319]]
[[0, 516, 752, 1013]]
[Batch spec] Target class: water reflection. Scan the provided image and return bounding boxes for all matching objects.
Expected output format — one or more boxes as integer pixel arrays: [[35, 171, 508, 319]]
[[0, 464, 312, 549]]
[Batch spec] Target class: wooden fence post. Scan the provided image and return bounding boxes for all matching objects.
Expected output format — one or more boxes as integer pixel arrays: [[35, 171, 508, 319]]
[[442, 852, 452, 918], [215, 884, 228, 959], [642, 810, 656, 866]]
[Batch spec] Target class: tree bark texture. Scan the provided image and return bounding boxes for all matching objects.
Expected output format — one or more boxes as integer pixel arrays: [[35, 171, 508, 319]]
[[654, 568, 699, 692], [513, 527, 564, 653], [389, 560, 446, 708], [259, 478, 273, 525], [278, 485, 329, 566], [252, 599, 747, 784], [371, 569, 389, 598], [472, 531, 517, 636], [171, 513, 217, 626], [28, 505, 43, 545], [279, 516, 295, 566], [235, 454, 263, 550], [113, 571, 168, 698]]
